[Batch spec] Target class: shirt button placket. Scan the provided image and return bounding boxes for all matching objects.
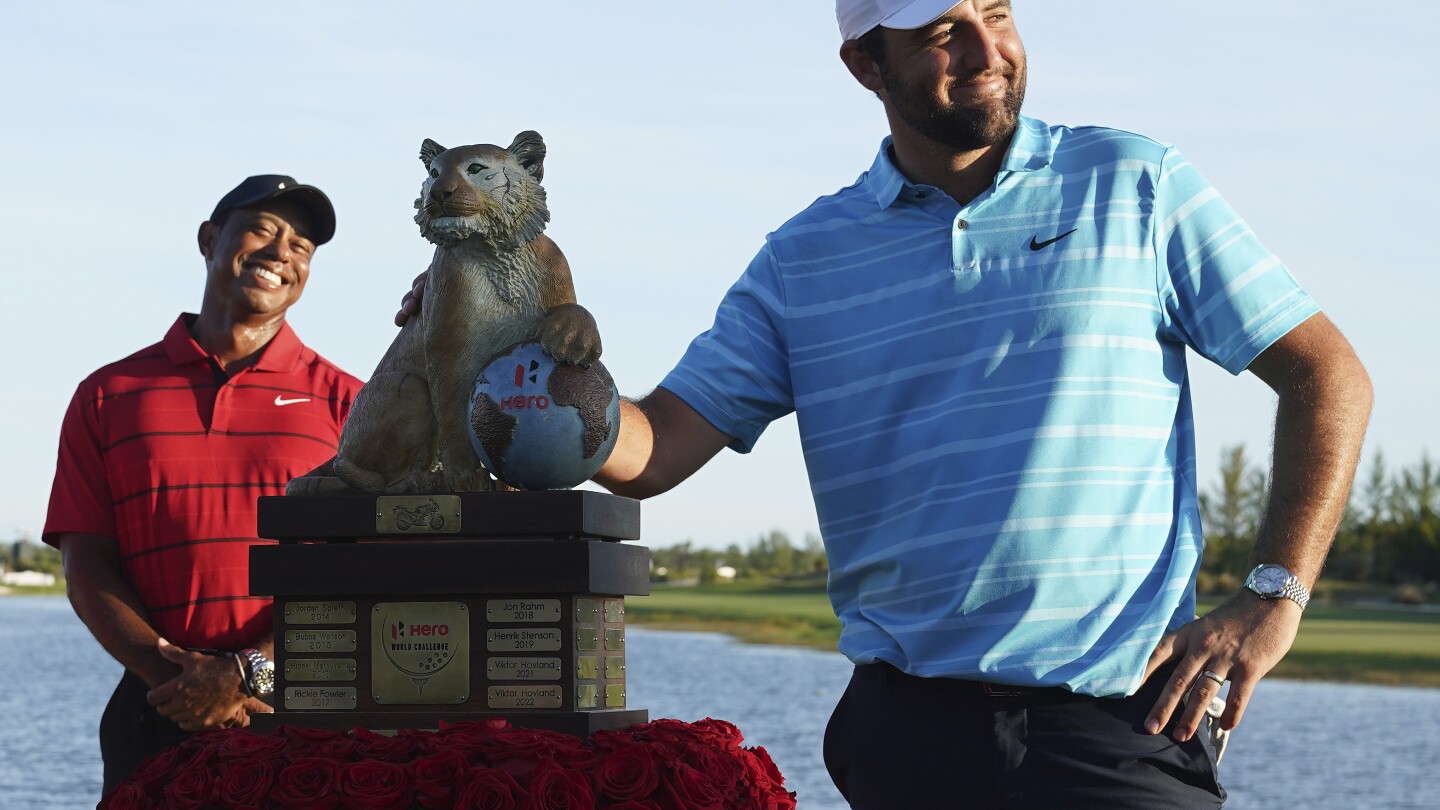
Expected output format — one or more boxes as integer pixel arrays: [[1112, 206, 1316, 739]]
[[952, 217, 979, 280]]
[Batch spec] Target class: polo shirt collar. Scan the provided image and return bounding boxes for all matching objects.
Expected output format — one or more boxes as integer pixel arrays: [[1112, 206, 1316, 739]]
[[866, 114, 1056, 209], [162, 313, 304, 372]]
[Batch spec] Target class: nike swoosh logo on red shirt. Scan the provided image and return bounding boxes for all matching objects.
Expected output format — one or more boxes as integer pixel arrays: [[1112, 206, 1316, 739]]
[[274, 396, 311, 406]]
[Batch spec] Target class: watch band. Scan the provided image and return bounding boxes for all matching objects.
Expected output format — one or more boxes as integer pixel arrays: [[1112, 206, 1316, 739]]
[[239, 648, 275, 697], [1244, 564, 1311, 611]]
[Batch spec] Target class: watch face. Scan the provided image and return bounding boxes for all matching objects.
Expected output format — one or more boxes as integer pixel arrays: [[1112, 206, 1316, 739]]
[[1254, 566, 1289, 593], [253, 665, 275, 695]]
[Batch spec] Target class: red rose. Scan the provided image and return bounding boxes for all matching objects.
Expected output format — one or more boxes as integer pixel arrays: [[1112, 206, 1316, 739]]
[[433, 720, 511, 761], [340, 760, 412, 810], [352, 726, 424, 763], [477, 728, 589, 780], [684, 741, 744, 791], [525, 762, 595, 809], [272, 757, 342, 809], [217, 756, 275, 809], [657, 760, 725, 810], [688, 718, 745, 749], [218, 728, 288, 761], [162, 751, 220, 809], [410, 747, 470, 808], [606, 802, 662, 810], [454, 766, 527, 810], [279, 726, 359, 761], [741, 746, 784, 789], [592, 742, 660, 801]]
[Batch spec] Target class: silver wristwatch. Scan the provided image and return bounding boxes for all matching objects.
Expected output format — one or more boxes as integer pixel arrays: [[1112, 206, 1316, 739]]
[[239, 648, 276, 697], [1244, 564, 1310, 611]]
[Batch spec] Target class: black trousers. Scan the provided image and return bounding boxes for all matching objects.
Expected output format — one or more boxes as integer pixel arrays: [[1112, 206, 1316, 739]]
[[823, 663, 1225, 809], [99, 670, 192, 797]]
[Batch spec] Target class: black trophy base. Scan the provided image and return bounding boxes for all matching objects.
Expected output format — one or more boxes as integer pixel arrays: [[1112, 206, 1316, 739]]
[[250, 709, 649, 737]]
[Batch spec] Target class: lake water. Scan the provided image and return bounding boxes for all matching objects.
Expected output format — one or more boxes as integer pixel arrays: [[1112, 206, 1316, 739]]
[[0, 595, 1432, 809]]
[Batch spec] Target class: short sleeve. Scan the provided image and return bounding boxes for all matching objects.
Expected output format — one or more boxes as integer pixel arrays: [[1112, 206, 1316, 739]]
[[660, 243, 794, 453], [1154, 147, 1320, 374], [42, 381, 117, 545]]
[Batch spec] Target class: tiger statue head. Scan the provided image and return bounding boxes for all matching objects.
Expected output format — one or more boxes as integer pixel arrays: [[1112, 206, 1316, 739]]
[[413, 131, 550, 249]]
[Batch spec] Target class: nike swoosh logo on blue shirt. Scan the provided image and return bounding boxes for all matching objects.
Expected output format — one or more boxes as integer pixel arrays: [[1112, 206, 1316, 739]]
[[1029, 228, 1079, 251]]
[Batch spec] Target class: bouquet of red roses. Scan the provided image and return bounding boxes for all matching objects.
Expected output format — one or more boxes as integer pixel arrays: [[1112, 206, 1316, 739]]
[[99, 717, 797, 809]]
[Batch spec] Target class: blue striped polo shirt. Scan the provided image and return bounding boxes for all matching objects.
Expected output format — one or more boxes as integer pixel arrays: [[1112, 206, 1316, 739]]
[[661, 115, 1318, 697]]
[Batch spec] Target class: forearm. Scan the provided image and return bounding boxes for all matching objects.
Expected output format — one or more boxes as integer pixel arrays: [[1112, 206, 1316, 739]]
[[593, 390, 732, 500], [61, 539, 177, 689], [1251, 334, 1373, 587]]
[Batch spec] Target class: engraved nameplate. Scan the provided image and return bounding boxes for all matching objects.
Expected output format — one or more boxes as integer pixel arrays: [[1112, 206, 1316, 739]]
[[487, 685, 563, 709], [284, 601, 356, 626], [375, 495, 461, 534], [284, 630, 357, 653], [372, 602, 470, 704], [286, 658, 357, 682], [487, 628, 563, 652], [487, 657, 562, 681], [486, 599, 561, 623], [284, 686, 357, 710]]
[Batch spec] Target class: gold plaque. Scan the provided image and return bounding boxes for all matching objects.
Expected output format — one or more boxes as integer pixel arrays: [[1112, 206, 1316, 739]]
[[375, 495, 462, 534], [605, 657, 626, 679], [577, 656, 598, 680], [487, 685, 563, 710], [486, 599, 561, 623], [284, 630, 357, 653], [371, 602, 469, 704], [486, 628, 562, 652], [285, 658, 357, 682], [604, 599, 624, 623], [605, 628, 625, 651], [605, 683, 626, 708], [283, 601, 356, 626], [486, 657, 562, 681], [577, 684, 598, 709], [576, 628, 598, 651], [284, 686, 357, 710], [576, 598, 598, 622]]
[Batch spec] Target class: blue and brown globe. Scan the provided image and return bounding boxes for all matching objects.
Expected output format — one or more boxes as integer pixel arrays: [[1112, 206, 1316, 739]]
[[467, 340, 620, 490]]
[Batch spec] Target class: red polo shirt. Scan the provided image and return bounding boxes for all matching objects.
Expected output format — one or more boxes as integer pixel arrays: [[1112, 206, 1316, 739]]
[[44, 314, 362, 650]]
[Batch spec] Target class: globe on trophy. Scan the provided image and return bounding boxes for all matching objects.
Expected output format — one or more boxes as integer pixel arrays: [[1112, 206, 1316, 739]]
[[468, 340, 621, 491]]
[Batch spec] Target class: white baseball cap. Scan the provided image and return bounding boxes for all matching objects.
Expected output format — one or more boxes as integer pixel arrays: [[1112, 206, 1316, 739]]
[[836, 0, 963, 42]]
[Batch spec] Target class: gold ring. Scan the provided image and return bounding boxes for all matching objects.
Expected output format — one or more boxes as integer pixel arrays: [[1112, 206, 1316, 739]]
[[1200, 670, 1225, 687]]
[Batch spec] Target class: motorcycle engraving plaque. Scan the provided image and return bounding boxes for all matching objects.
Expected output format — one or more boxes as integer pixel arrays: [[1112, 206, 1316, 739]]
[[375, 495, 462, 534]]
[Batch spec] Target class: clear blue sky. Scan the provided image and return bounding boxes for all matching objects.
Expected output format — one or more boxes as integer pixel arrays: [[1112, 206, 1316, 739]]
[[2, 1, 1434, 550]]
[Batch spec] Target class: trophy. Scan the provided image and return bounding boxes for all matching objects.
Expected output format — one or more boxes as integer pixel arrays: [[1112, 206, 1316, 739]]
[[250, 132, 647, 736]]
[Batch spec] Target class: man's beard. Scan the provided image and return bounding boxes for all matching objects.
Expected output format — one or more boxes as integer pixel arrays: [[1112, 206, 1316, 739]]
[[881, 63, 1027, 152]]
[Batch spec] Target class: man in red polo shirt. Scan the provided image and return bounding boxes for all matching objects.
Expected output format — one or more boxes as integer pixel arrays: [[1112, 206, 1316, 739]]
[[43, 175, 363, 796]]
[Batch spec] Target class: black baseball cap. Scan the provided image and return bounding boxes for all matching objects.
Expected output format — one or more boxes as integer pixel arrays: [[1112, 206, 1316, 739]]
[[209, 175, 336, 245]]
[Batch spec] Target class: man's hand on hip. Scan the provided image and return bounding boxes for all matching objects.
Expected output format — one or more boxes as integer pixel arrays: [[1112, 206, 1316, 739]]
[[1141, 592, 1302, 743], [145, 638, 256, 731]]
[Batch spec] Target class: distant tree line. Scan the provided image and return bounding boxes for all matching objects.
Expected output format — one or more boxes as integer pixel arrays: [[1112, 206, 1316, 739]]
[[1200, 446, 1439, 597], [2, 537, 62, 575], [649, 530, 828, 583]]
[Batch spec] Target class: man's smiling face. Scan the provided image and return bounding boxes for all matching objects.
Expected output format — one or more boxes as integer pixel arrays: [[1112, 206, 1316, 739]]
[[199, 198, 317, 320], [872, 0, 1027, 152]]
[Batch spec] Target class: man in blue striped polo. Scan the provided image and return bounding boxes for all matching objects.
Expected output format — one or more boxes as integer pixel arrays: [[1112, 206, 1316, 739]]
[[590, 1, 1373, 806]]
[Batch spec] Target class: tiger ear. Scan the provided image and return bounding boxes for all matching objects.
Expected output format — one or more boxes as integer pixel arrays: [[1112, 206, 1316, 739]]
[[420, 139, 446, 168], [507, 131, 546, 183]]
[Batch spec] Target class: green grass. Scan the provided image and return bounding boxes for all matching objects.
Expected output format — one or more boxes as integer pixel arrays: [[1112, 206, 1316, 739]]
[[0, 582, 67, 597], [631, 581, 1440, 687]]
